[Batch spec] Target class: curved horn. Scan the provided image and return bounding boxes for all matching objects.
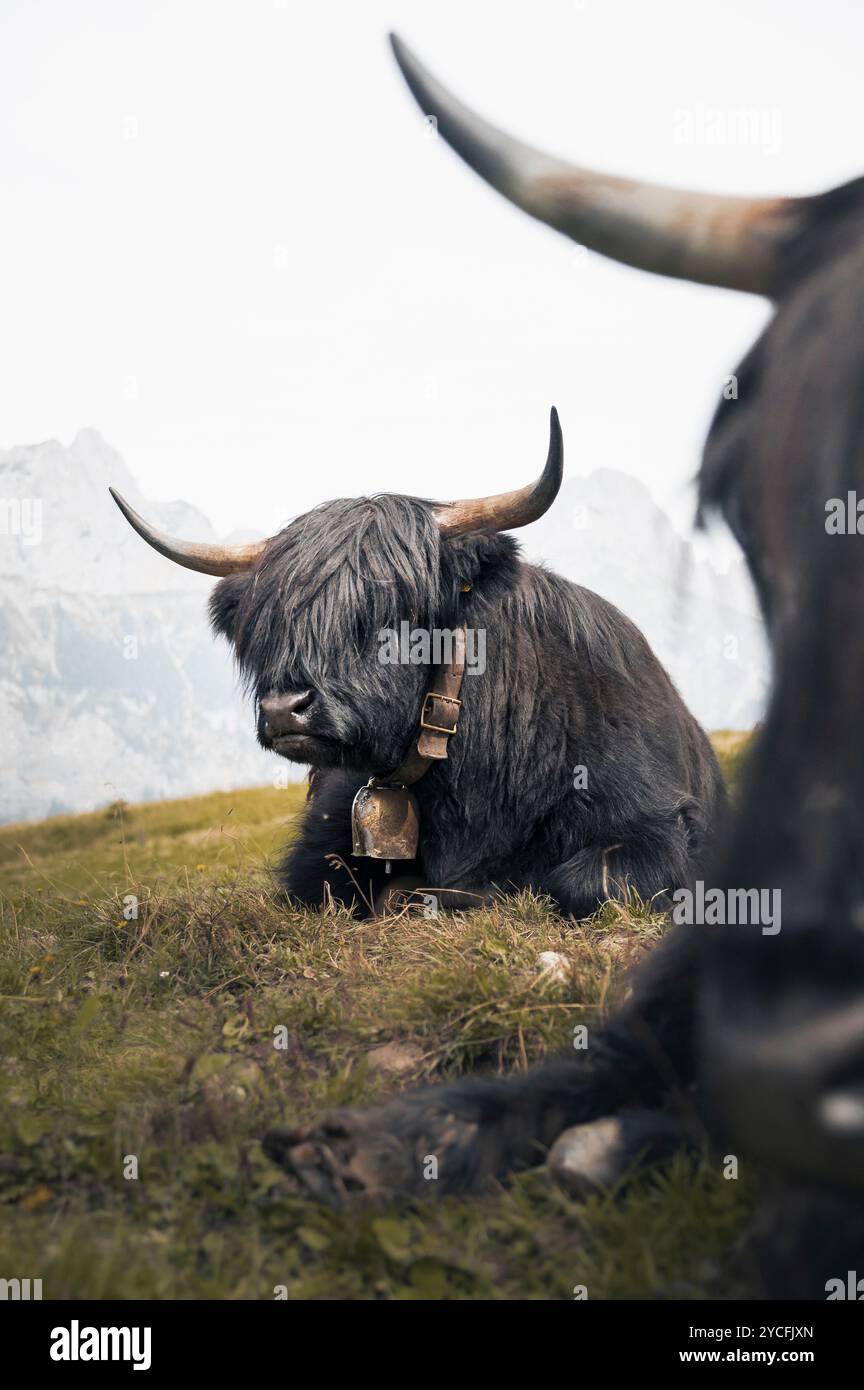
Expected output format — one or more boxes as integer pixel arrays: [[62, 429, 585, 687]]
[[390, 33, 803, 296], [109, 488, 267, 577], [433, 407, 563, 536]]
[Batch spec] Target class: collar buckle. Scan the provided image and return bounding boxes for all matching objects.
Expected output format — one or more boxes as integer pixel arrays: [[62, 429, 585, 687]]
[[420, 691, 461, 736]]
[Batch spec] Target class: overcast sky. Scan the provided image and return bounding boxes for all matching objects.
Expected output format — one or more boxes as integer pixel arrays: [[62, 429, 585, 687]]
[[2, 0, 862, 554]]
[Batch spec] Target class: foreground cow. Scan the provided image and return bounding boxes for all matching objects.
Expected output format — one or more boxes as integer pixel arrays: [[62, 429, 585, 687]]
[[256, 38, 864, 1298], [111, 411, 722, 920]]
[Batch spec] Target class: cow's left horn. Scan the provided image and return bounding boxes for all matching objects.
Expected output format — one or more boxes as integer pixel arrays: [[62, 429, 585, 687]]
[[390, 33, 803, 297], [109, 488, 267, 576], [433, 407, 563, 536]]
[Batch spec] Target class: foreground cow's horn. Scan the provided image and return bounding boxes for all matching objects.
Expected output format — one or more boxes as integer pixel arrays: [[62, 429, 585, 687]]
[[390, 33, 801, 297], [108, 488, 268, 576], [433, 406, 563, 535]]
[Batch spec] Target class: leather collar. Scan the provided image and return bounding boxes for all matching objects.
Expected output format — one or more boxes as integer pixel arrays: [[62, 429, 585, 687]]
[[375, 624, 467, 788]]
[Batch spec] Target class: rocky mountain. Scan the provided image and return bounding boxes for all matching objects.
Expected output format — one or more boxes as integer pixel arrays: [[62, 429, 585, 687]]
[[523, 470, 769, 733], [0, 431, 767, 825], [0, 430, 278, 824]]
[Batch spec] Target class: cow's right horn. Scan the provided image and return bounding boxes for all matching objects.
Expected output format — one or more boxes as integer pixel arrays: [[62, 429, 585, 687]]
[[390, 33, 804, 297], [433, 407, 563, 536]]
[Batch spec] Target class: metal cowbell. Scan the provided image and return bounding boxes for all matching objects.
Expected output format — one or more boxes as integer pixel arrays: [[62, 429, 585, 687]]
[[351, 783, 420, 861]]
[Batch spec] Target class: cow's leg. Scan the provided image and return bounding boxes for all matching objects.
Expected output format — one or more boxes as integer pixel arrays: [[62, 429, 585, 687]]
[[264, 926, 700, 1199], [539, 810, 697, 918], [278, 770, 420, 918]]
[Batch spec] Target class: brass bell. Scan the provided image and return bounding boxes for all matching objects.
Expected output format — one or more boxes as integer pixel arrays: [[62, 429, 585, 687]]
[[351, 782, 420, 861]]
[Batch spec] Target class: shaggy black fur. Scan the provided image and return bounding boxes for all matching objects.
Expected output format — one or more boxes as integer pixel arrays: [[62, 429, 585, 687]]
[[263, 180, 864, 1300], [210, 493, 724, 919], [691, 184, 864, 1292]]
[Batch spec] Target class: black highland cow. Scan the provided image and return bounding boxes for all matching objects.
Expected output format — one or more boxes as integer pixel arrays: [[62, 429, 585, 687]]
[[111, 410, 722, 922], [247, 38, 864, 1299]]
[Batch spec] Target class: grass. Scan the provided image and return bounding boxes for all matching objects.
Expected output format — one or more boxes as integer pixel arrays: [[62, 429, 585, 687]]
[[0, 732, 759, 1300]]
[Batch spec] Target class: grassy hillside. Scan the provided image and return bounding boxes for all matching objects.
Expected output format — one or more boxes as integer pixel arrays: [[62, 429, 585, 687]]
[[0, 733, 759, 1300]]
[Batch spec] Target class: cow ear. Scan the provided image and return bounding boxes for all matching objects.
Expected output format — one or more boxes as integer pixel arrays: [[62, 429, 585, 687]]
[[441, 532, 521, 608], [209, 573, 251, 643]]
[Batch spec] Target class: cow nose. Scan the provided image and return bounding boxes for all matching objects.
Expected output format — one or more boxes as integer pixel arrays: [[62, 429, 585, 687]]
[[260, 689, 316, 738]]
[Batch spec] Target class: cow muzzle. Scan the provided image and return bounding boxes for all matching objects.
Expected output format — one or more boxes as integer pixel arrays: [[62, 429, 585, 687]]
[[260, 690, 317, 741]]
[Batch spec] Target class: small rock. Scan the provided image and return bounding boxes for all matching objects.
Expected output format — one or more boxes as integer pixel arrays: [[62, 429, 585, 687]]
[[366, 1041, 425, 1076], [536, 950, 569, 984], [593, 931, 648, 967], [201, 1058, 263, 1107]]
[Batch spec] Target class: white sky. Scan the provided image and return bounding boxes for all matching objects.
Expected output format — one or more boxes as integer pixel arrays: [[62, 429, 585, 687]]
[[2, 0, 862, 548]]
